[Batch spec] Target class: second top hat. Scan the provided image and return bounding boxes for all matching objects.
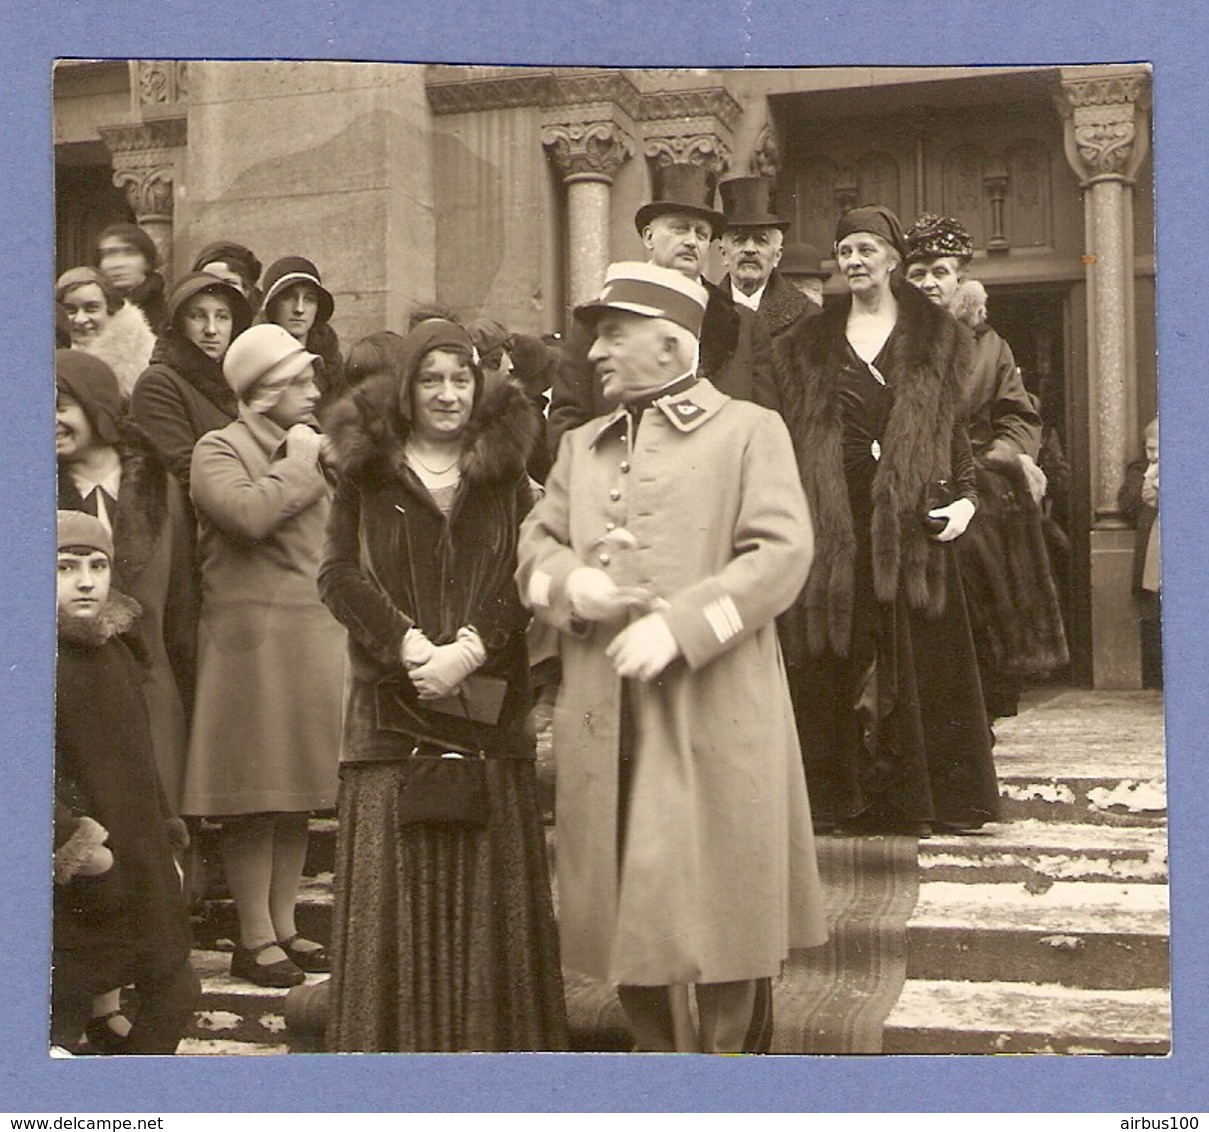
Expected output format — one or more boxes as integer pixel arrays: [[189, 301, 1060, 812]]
[[718, 176, 791, 231], [635, 163, 727, 236]]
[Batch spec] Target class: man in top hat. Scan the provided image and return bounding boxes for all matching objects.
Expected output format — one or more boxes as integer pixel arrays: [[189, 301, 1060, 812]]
[[517, 261, 827, 1054], [547, 163, 775, 457], [717, 176, 817, 342], [779, 242, 831, 316]]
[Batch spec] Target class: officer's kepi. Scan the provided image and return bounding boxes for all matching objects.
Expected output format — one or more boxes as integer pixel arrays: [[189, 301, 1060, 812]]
[[574, 262, 708, 339]]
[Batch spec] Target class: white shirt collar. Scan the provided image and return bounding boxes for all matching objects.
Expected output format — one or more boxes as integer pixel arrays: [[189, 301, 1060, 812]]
[[730, 280, 767, 310]]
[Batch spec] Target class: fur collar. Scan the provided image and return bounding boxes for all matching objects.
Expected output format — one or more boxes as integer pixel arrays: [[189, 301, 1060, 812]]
[[79, 304, 156, 400], [147, 330, 238, 417], [57, 589, 142, 649], [324, 371, 538, 487], [59, 422, 170, 584], [774, 281, 973, 655], [720, 269, 813, 338]]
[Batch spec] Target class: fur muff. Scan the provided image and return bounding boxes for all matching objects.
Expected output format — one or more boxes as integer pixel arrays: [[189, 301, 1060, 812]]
[[324, 370, 539, 488], [75, 303, 156, 400], [773, 281, 974, 656]]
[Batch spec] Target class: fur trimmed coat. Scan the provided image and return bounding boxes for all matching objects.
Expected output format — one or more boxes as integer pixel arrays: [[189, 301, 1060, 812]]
[[72, 303, 156, 401], [58, 421, 196, 807], [319, 373, 541, 759], [771, 281, 999, 829], [55, 591, 193, 993]]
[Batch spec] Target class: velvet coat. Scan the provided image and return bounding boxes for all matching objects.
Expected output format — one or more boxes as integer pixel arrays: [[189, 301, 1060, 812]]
[[517, 380, 828, 986], [546, 279, 775, 456], [771, 281, 1000, 828], [318, 373, 540, 759], [58, 422, 196, 808], [182, 406, 344, 815]]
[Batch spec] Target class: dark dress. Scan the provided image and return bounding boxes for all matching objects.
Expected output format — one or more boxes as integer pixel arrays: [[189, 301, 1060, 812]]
[[318, 374, 567, 1052], [789, 338, 1000, 831]]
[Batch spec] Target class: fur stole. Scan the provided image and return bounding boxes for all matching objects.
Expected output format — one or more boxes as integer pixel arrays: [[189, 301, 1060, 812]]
[[145, 330, 238, 418], [78, 303, 156, 400], [773, 281, 974, 656], [324, 371, 538, 488]]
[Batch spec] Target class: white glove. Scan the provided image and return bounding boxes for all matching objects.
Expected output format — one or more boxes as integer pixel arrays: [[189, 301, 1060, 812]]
[[928, 496, 976, 542], [409, 629, 485, 700], [400, 626, 435, 670], [1017, 452, 1048, 505], [285, 423, 324, 465], [566, 566, 647, 622], [606, 613, 681, 681]]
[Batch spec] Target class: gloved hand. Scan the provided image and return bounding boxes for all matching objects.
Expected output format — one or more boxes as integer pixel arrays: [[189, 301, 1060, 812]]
[[400, 626, 435, 670], [566, 566, 648, 622], [1018, 452, 1048, 505], [927, 496, 976, 542], [409, 629, 485, 699], [606, 612, 681, 681], [285, 423, 324, 465]]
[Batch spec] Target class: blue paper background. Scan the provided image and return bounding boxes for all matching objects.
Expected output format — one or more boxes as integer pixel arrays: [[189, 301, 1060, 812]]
[[5, 0, 1204, 1112]]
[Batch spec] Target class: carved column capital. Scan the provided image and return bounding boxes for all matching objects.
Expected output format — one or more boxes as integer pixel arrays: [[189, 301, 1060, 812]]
[[98, 119, 187, 221], [1055, 68, 1151, 185], [131, 59, 189, 119], [748, 123, 780, 179], [642, 127, 732, 174], [541, 115, 636, 184]]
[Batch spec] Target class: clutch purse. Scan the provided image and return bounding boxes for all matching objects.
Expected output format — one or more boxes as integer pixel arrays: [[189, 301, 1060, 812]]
[[396, 751, 489, 827], [374, 674, 509, 758]]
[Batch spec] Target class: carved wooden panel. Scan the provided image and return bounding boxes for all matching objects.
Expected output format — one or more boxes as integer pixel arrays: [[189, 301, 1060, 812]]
[[1005, 137, 1052, 248], [941, 143, 989, 248]]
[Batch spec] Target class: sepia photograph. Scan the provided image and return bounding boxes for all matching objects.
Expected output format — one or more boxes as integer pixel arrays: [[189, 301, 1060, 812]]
[[47, 57, 1166, 1059]]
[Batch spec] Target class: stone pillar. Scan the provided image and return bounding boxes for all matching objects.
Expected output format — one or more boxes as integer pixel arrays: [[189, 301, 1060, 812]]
[[98, 61, 189, 279], [1056, 66, 1152, 688], [542, 116, 635, 307]]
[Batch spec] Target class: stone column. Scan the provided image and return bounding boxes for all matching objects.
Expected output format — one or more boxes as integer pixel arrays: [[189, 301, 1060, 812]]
[[1056, 66, 1152, 688], [98, 62, 190, 279], [542, 116, 635, 307]]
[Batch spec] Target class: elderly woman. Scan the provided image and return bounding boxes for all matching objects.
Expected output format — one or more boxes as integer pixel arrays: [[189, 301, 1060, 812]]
[[182, 324, 345, 988], [771, 205, 1000, 837], [56, 267, 156, 400], [130, 272, 254, 494], [259, 256, 345, 410], [318, 318, 567, 1052], [903, 213, 1066, 724]]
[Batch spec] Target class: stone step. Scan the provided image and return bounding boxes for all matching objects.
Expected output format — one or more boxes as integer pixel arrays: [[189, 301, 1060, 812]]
[[186, 948, 325, 1053], [882, 979, 1171, 1055], [906, 880, 1169, 990], [920, 820, 1168, 884], [192, 874, 334, 952], [995, 773, 1166, 825]]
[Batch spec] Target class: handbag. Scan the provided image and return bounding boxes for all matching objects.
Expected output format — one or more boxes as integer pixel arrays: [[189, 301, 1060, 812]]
[[396, 749, 489, 827]]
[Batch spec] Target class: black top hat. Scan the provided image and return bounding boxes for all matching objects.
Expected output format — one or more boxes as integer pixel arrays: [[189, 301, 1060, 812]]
[[718, 176, 791, 231], [634, 163, 727, 235], [779, 243, 830, 279]]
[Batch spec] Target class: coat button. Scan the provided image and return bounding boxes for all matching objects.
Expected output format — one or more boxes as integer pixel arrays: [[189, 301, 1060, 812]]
[[598, 552, 611, 566], [609, 488, 621, 501], [605, 521, 616, 531], [619, 461, 631, 473]]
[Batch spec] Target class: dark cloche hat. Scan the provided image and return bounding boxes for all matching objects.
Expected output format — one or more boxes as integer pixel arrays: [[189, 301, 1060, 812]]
[[779, 243, 831, 280], [718, 176, 791, 231], [261, 257, 335, 326], [634, 163, 727, 236]]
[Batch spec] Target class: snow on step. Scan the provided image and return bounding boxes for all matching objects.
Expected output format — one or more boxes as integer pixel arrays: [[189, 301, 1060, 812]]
[[178, 1038, 290, 1056], [912, 880, 1169, 934], [883, 979, 1171, 1055]]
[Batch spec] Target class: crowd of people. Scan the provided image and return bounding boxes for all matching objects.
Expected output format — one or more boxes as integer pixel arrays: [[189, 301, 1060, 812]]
[[56, 162, 1147, 1056]]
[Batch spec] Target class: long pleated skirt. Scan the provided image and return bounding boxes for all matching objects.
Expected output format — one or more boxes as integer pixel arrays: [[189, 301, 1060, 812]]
[[326, 757, 568, 1052]]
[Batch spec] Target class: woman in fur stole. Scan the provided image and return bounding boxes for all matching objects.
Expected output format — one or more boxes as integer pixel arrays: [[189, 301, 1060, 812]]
[[56, 267, 155, 400], [318, 318, 567, 1051], [771, 206, 1000, 837], [903, 214, 1068, 724]]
